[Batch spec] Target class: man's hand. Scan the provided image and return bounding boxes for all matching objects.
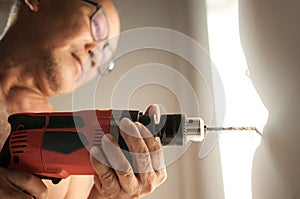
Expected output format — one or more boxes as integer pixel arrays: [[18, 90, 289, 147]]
[[89, 104, 167, 199], [0, 167, 48, 199]]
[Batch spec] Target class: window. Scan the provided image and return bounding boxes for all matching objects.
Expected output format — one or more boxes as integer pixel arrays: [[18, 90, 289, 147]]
[[205, 0, 268, 198]]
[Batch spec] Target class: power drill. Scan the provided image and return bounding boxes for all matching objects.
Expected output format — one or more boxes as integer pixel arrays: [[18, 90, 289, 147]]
[[0, 110, 205, 184]]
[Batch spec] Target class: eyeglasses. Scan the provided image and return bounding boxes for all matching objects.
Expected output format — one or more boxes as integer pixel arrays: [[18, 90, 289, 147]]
[[80, 0, 115, 75], [81, 0, 109, 43]]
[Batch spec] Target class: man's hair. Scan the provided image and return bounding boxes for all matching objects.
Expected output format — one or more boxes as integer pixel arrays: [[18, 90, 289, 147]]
[[1, 0, 21, 38]]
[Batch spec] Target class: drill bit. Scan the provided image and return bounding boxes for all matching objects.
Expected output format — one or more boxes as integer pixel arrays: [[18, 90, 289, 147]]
[[205, 126, 262, 136]]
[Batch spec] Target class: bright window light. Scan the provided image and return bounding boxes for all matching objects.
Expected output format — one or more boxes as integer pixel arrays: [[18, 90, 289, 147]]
[[205, 0, 269, 199]]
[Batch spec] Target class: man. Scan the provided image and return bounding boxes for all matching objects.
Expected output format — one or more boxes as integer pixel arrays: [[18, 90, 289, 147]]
[[0, 0, 166, 198]]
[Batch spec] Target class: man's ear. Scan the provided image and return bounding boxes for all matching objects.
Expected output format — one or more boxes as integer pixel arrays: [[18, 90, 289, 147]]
[[24, 0, 42, 12]]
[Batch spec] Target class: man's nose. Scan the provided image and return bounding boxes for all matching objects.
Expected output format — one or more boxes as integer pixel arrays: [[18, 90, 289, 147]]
[[84, 41, 99, 55]]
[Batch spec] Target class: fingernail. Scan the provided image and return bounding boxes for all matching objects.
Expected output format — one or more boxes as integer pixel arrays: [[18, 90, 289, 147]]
[[148, 104, 160, 123], [119, 117, 131, 128]]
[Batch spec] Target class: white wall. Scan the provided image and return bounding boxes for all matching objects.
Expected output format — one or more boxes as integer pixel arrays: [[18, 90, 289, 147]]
[[240, 0, 300, 198]]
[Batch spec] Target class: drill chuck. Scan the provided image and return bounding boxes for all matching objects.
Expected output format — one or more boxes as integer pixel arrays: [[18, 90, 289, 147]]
[[184, 117, 205, 144]]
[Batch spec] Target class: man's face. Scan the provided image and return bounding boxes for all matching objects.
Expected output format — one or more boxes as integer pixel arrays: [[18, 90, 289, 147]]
[[22, 0, 120, 96]]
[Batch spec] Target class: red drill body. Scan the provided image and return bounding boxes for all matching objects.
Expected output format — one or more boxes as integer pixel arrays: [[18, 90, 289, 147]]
[[3, 110, 119, 180]]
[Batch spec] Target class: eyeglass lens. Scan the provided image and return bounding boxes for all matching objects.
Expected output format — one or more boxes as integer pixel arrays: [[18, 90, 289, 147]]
[[91, 8, 109, 42]]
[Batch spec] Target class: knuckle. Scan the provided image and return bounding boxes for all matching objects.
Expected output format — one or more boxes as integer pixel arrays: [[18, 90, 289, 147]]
[[137, 145, 149, 154], [147, 172, 156, 183], [118, 162, 132, 173], [100, 171, 115, 185], [149, 141, 161, 152], [133, 153, 153, 173], [136, 151, 151, 161], [142, 173, 157, 194], [145, 183, 155, 194], [120, 179, 138, 194], [23, 173, 35, 183], [119, 172, 134, 182], [123, 188, 135, 196]]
